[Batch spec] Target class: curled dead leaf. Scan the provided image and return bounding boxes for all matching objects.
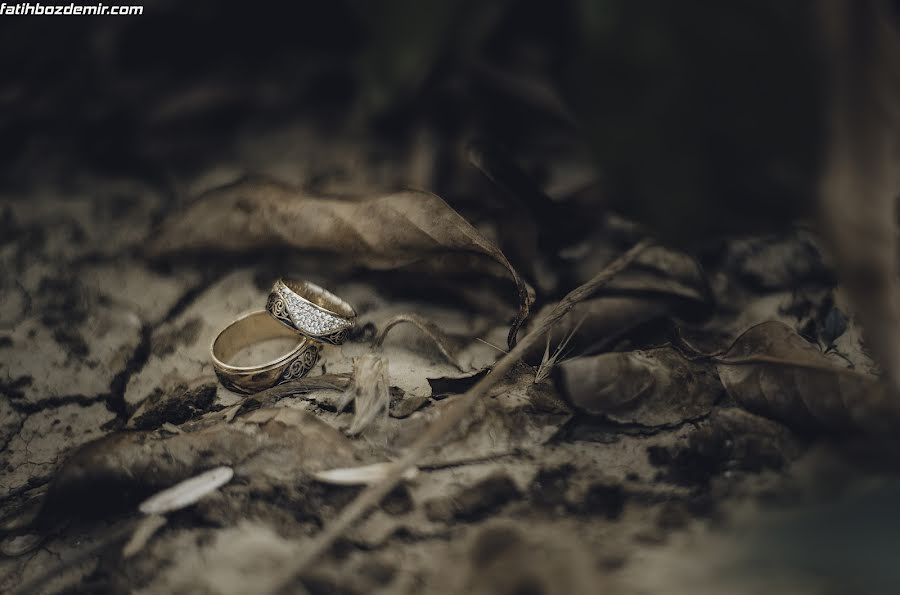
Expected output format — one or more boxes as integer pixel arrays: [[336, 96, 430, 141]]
[[146, 177, 532, 347], [716, 321, 900, 435], [373, 313, 467, 371], [559, 348, 721, 427]]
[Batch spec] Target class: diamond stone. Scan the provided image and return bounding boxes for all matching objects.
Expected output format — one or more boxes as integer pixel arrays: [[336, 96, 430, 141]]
[[279, 286, 349, 336]]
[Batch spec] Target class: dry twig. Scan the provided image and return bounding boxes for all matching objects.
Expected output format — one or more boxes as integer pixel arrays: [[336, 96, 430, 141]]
[[373, 314, 467, 371]]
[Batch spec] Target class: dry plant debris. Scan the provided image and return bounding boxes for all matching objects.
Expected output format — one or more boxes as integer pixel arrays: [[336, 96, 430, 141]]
[[3, 7, 899, 590], [3, 175, 897, 595]]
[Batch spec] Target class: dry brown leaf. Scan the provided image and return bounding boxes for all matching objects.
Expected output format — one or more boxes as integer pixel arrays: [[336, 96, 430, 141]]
[[373, 313, 467, 370], [522, 297, 669, 365], [559, 348, 721, 427], [146, 177, 532, 347], [32, 407, 358, 528], [525, 288, 702, 365], [37, 429, 259, 525], [522, 245, 710, 365], [716, 321, 900, 435], [569, 244, 711, 316]]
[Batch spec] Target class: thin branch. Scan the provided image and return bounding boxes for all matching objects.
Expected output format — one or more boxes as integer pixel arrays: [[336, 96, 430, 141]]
[[474, 337, 509, 354]]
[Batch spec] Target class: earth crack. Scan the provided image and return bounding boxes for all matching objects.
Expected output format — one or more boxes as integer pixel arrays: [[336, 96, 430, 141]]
[[7, 394, 106, 415], [105, 276, 216, 421]]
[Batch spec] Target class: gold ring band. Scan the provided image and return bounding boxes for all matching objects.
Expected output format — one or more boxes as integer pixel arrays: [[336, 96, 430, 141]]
[[210, 309, 320, 394], [265, 279, 357, 345]]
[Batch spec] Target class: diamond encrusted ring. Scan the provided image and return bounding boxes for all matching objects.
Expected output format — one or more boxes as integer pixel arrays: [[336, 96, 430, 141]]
[[265, 279, 357, 345], [211, 310, 321, 394]]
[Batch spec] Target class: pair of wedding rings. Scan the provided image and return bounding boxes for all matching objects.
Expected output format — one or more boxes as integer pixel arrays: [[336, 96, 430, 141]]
[[210, 279, 357, 393]]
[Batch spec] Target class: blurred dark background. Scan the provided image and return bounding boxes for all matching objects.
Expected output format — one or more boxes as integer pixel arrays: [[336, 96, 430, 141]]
[[0, 0, 897, 246]]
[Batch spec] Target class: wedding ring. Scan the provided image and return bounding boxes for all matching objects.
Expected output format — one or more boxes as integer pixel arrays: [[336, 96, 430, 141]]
[[265, 279, 356, 345], [211, 310, 320, 394]]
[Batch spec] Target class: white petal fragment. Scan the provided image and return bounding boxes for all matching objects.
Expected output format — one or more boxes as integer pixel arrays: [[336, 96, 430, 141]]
[[122, 514, 168, 559], [138, 466, 234, 515], [312, 462, 418, 486]]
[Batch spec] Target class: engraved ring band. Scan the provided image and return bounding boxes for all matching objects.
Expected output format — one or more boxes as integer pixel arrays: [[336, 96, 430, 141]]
[[210, 309, 321, 394], [265, 279, 357, 345]]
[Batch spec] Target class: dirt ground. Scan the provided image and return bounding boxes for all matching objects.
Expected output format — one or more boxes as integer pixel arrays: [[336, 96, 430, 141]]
[[1, 115, 897, 595], [2, 3, 900, 591]]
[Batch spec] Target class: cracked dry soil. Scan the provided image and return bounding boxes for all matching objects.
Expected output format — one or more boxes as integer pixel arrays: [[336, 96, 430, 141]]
[[0, 138, 894, 595]]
